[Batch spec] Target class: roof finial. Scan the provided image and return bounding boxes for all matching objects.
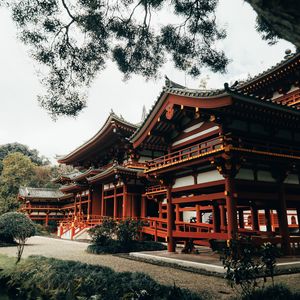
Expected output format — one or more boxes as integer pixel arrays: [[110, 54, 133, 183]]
[[110, 109, 115, 115], [284, 49, 292, 59]]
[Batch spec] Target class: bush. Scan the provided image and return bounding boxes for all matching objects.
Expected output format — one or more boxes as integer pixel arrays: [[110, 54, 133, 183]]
[[87, 240, 167, 254], [0, 255, 203, 299], [0, 212, 35, 263], [34, 223, 51, 236], [88, 218, 161, 254], [241, 284, 300, 300]]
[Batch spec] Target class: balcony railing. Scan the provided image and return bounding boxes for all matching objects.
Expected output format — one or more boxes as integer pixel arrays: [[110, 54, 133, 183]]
[[145, 136, 224, 171]]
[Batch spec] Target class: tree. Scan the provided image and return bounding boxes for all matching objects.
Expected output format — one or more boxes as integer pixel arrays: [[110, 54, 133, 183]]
[[0, 152, 36, 198], [0, 212, 36, 263], [0, 143, 49, 173], [0, 1, 298, 118]]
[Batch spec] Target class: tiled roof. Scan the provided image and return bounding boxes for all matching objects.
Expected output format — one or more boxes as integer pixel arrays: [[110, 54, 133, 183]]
[[88, 165, 141, 183], [19, 187, 69, 199], [236, 51, 300, 90], [130, 76, 226, 142], [58, 112, 138, 164]]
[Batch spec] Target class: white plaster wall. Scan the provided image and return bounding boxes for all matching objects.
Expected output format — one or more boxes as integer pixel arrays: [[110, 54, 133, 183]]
[[284, 174, 299, 185], [257, 171, 276, 182], [183, 122, 204, 133], [236, 168, 255, 180], [173, 175, 194, 188], [172, 126, 219, 147], [197, 170, 223, 184]]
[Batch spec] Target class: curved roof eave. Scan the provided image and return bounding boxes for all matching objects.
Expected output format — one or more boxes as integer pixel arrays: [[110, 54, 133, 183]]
[[58, 113, 138, 164], [130, 77, 228, 145]]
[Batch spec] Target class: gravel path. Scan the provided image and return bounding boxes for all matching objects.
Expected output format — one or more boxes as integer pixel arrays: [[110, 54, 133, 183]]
[[1, 236, 300, 299]]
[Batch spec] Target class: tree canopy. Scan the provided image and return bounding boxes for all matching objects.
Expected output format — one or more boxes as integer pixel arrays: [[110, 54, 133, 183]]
[[1, 0, 298, 118], [0, 143, 49, 173]]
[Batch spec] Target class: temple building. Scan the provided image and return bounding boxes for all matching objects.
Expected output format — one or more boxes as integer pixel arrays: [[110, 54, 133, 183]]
[[22, 51, 300, 253], [18, 187, 74, 227]]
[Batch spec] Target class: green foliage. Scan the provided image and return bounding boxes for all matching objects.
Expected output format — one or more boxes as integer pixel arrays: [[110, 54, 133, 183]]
[[260, 242, 280, 286], [0, 152, 36, 197], [241, 284, 300, 300], [0, 143, 49, 173], [89, 217, 117, 246], [88, 218, 166, 253], [221, 238, 262, 296], [0, 212, 35, 263], [221, 238, 281, 297], [116, 218, 142, 247], [0, 255, 203, 299], [87, 240, 167, 254], [2, 0, 229, 118]]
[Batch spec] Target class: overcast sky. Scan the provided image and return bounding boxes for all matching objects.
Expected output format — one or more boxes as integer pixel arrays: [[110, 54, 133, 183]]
[[0, 0, 295, 163]]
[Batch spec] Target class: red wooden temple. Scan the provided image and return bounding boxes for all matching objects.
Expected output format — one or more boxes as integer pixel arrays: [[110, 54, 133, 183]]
[[21, 51, 300, 253]]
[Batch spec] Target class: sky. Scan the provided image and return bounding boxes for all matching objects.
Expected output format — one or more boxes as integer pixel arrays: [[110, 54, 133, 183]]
[[0, 0, 295, 163]]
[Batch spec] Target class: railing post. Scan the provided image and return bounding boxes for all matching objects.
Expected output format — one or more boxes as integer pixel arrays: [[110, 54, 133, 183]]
[[154, 221, 157, 242]]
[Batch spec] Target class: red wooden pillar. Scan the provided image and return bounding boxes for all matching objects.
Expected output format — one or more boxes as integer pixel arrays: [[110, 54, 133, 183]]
[[212, 203, 220, 233], [141, 196, 147, 219], [87, 191, 91, 220], [251, 206, 259, 231], [225, 176, 238, 240], [277, 184, 291, 254], [159, 201, 163, 219], [220, 205, 226, 232], [113, 185, 117, 219], [265, 208, 272, 232], [175, 204, 180, 231], [122, 185, 128, 219], [238, 209, 244, 229], [167, 186, 175, 252], [131, 195, 136, 218], [101, 186, 105, 217], [196, 205, 201, 223]]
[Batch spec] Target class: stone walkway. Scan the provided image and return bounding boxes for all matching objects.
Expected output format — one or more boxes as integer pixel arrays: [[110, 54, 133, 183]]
[[1, 236, 300, 299]]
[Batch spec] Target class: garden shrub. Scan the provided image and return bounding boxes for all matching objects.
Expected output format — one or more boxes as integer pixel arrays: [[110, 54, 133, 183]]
[[221, 237, 281, 298], [88, 218, 166, 253], [241, 284, 300, 300], [0, 255, 203, 299], [0, 212, 35, 263]]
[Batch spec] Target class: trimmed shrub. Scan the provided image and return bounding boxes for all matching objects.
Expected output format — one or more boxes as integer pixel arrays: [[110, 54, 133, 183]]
[[0, 255, 203, 299], [241, 284, 300, 300], [87, 240, 167, 254], [0, 212, 35, 263]]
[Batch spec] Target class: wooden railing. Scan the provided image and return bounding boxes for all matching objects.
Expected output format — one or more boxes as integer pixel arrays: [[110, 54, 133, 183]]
[[233, 135, 300, 157], [145, 136, 223, 171], [145, 185, 167, 195]]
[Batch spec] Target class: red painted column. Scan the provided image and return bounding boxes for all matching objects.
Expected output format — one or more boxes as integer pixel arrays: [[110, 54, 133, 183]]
[[175, 204, 180, 231], [296, 207, 300, 232], [87, 191, 91, 220], [265, 208, 272, 232], [159, 201, 163, 219], [277, 183, 291, 254], [131, 195, 136, 218], [251, 206, 259, 231], [196, 205, 202, 223], [113, 186, 117, 219], [225, 176, 238, 240], [220, 205, 226, 232], [141, 196, 147, 219], [101, 186, 105, 217], [122, 185, 127, 219], [238, 209, 244, 229], [167, 186, 175, 252], [212, 203, 220, 233]]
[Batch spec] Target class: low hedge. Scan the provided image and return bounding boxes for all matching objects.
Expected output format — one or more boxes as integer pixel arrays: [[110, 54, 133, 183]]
[[87, 240, 167, 254], [240, 284, 300, 300], [0, 255, 203, 300]]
